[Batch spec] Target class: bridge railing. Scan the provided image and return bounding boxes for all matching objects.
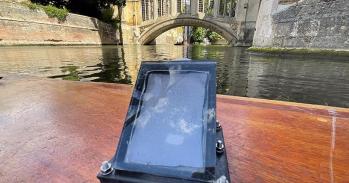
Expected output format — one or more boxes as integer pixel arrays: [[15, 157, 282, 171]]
[[141, 0, 237, 23]]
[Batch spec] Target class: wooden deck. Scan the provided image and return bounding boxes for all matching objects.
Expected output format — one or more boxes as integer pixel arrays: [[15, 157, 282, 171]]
[[0, 77, 348, 183]]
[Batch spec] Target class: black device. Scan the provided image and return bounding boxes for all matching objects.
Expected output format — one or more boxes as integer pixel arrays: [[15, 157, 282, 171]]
[[97, 61, 230, 183]]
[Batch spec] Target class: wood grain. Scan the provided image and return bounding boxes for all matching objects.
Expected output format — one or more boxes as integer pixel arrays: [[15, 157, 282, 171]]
[[0, 77, 348, 183]]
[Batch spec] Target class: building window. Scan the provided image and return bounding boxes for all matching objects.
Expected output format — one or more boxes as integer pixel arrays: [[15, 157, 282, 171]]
[[225, 0, 231, 16], [198, 0, 204, 12], [230, 0, 236, 17], [176, 0, 190, 14], [158, 0, 162, 16], [158, 0, 170, 16], [177, 0, 182, 13], [218, 0, 236, 17], [142, 0, 150, 21], [219, 0, 225, 16], [184, 0, 191, 13], [150, 0, 155, 19], [204, 0, 214, 15], [165, 0, 171, 15], [142, 0, 145, 20]]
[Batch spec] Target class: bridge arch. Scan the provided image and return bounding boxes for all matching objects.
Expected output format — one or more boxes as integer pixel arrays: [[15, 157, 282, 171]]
[[138, 16, 238, 45]]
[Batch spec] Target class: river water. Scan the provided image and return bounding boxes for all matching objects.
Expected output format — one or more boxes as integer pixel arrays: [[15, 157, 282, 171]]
[[0, 45, 348, 108]]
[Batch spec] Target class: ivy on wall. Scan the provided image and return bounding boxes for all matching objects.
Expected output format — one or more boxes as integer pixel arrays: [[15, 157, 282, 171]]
[[22, 2, 68, 22]]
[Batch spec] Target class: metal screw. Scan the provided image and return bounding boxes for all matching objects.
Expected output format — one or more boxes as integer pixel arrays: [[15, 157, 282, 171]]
[[100, 161, 113, 175], [216, 140, 225, 154], [216, 120, 222, 131]]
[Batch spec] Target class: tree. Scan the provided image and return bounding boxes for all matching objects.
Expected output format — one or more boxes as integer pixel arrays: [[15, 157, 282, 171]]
[[190, 27, 224, 44], [191, 27, 207, 44], [207, 31, 223, 43], [67, 0, 100, 18], [30, 0, 126, 44], [30, 0, 68, 8], [30, 0, 126, 20]]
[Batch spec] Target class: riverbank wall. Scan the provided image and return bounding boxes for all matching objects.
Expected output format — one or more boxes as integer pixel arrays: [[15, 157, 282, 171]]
[[0, 1, 120, 45], [253, 0, 349, 50]]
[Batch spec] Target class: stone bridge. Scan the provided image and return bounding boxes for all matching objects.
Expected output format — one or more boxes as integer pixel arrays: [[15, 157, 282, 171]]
[[135, 0, 261, 46]]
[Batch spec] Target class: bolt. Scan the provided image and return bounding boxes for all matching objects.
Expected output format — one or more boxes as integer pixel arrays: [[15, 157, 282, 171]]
[[216, 120, 222, 131], [100, 161, 113, 175], [216, 140, 225, 154]]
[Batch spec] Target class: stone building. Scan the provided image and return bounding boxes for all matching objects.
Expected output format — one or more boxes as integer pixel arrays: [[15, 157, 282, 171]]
[[118, 0, 184, 44], [253, 0, 349, 49]]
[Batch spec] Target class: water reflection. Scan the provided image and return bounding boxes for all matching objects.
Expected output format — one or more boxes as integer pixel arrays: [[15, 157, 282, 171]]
[[57, 65, 81, 81], [0, 45, 348, 108], [189, 46, 249, 96], [78, 47, 132, 84]]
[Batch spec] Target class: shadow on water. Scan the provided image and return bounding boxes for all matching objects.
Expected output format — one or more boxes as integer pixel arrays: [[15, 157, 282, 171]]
[[245, 56, 349, 107], [189, 46, 250, 96], [189, 46, 251, 97], [84, 47, 131, 84], [49, 46, 132, 84], [54, 65, 81, 81]]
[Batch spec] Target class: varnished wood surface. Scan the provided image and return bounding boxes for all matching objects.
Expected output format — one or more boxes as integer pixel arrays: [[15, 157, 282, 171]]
[[0, 77, 348, 183]]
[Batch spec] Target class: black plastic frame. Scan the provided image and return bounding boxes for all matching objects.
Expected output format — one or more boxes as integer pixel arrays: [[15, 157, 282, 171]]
[[98, 61, 229, 183]]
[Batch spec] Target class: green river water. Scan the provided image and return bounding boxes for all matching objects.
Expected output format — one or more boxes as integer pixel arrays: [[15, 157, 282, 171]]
[[0, 45, 348, 108]]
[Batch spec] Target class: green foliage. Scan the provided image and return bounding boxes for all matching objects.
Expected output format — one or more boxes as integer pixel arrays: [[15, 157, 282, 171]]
[[21, 1, 40, 10], [191, 27, 224, 44], [101, 0, 126, 7], [30, 0, 68, 8], [112, 18, 121, 28], [101, 7, 114, 22], [28, 0, 126, 24], [100, 7, 121, 28], [24, 2, 68, 22], [28, 3, 40, 10], [61, 65, 81, 81], [42, 5, 68, 21], [191, 27, 208, 43], [207, 31, 223, 42]]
